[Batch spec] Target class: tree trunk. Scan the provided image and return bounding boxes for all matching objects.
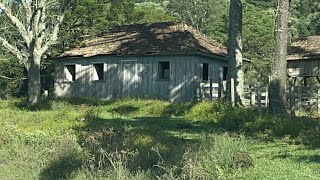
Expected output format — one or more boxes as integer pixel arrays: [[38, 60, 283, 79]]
[[228, 0, 245, 106], [28, 56, 41, 105], [269, 0, 290, 113]]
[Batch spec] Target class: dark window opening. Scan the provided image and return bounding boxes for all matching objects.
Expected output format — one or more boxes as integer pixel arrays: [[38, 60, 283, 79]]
[[203, 63, 209, 80], [223, 67, 228, 80], [65, 65, 76, 81], [93, 63, 104, 81], [158, 61, 170, 80]]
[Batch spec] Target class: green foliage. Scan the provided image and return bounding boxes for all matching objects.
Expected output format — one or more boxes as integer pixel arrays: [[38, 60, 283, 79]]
[[243, 3, 275, 84], [186, 100, 318, 139], [178, 133, 254, 179], [0, 126, 83, 179], [134, 2, 177, 23], [297, 126, 320, 146], [166, 0, 229, 44], [1, 98, 320, 179], [290, 0, 320, 40], [57, 0, 176, 52], [186, 101, 227, 123], [0, 57, 27, 99]]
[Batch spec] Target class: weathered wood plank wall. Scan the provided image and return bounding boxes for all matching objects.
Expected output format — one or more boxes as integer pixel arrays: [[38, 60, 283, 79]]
[[287, 58, 320, 77], [54, 55, 227, 102]]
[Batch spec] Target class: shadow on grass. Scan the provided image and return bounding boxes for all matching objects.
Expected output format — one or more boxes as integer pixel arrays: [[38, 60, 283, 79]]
[[55, 97, 113, 106], [272, 150, 320, 164], [160, 102, 196, 117], [13, 97, 53, 111], [111, 105, 140, 115], [295, 154, 320, 163], [12, 97, 113, 111], [39, 153, 83, 180], [38, 109, 213, 178], [30, 99, 320, 178], [216, 107, 320, 140]]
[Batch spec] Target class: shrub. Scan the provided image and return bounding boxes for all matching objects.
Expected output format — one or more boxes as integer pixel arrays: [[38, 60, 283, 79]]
[[218, 107, 256, 131], [79, 127, 154, 179], [170, 133, 255, 179], [186, 101, 228, 122], [297, 126, 320, 146]]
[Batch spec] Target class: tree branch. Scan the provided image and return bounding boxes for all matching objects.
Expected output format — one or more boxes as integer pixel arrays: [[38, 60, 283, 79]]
[[21, 0, 32, 23], [0, 36, 28, 67], [40, 14, 65, 54], [35, 3, 47, 49], [0, 75, 15, 80], [0, 3, 31, 47]]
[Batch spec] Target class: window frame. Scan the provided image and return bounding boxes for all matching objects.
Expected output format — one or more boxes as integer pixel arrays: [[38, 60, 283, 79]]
[[92, 63, 104, 81], [64, 64, 76, 82], [158, 61, 171, 80], [202, 63, 209, 81], [223, 67, 228, 81]]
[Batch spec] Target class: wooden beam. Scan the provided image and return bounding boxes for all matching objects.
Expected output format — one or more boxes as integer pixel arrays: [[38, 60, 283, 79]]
[[316, 76, 320, 84], [303, 77, 307, 86]]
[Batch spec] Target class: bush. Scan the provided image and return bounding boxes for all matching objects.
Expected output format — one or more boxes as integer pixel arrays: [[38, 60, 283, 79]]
[[186, 101, 228, 122], [79, 127, 154, 179], [297, 125, 320, 146], [159, 133, 255, 179], [218, 107, 256, 131]]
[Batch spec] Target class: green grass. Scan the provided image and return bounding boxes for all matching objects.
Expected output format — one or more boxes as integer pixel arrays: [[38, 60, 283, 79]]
[[0, 98, 320, 179]]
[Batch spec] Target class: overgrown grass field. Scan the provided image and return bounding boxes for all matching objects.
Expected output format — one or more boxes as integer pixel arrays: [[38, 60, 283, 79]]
[[0, 98, 320, 179]]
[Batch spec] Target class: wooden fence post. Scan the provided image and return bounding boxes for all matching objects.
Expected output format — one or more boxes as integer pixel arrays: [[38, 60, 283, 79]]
[[231, 78, 235, 107], [257, 82, 261, 113], [309, 85, 313, 110], [250, 89, 256, 107], [218, 77, 222, 98], [298, 86, 302, 110], [265, 85, 269, 107], [196, 87, 201, 101], [318, 88, 320, 114], [210, 79, 213, 101], [289, 78, 295, 119]]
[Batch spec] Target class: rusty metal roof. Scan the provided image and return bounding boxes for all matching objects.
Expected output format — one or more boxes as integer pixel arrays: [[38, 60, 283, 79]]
[[288, 35, 320, 61], [60, 22, 227, 58]]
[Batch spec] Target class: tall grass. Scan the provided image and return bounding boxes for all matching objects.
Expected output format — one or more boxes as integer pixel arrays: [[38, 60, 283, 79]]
[[177, 133, 254, 179], [0, 98, 319, 179]]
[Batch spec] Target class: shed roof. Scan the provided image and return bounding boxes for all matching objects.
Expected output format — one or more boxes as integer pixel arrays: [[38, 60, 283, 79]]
[[60, 22, 227, 58], [288, 35, 320, 61]]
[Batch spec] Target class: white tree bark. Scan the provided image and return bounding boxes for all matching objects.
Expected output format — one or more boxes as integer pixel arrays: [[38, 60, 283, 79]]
[[0, 0, 68, 104], [228, 0, 245, 106]]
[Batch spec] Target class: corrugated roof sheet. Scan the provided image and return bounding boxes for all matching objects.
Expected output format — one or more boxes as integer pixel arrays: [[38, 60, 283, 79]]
[[60, 22, 227, 58]]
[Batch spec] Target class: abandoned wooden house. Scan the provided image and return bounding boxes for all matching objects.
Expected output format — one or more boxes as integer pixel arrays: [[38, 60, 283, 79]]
[[287, 35, 320, 85], [54, 22, 228, 102]]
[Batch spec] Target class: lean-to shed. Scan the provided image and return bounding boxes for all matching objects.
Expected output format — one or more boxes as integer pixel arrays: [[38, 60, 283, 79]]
[[287, 35, 320, 84], [55, 22, 228, 102]]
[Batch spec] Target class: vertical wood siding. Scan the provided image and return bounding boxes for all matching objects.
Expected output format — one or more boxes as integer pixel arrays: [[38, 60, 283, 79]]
[[287, 59, 320, 77], [54, 55, 227, 102]]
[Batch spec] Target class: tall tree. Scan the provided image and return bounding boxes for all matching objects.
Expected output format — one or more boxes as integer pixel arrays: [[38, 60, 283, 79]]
[[166, 0, 229, 43], [228, 0, 245, 106], [0, 0, 72, 104], [289, 0, 320, 40], [243, 3, 275, 85], [269, 0, 290, 113]]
